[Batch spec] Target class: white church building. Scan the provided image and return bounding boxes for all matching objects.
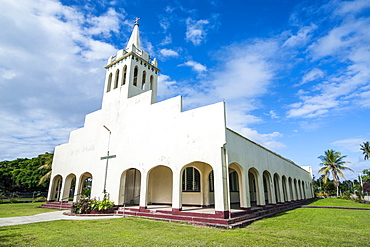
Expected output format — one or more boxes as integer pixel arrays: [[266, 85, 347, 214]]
[[47, 20, 314, 225]]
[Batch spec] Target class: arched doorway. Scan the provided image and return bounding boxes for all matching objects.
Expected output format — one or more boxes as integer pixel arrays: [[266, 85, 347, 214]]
[[50, 175, 63, 201], [302, 181, 306, 199], [288, 177, 294, 201], [293, 179, 298, 200], [273, 173, 281, 203], [77, 172, 93, 198], [148, 165, 173, 205], [119, 168, 141, 205], [61, 173, 76, 201], [263, 171, 273, 204], [248, 168, 260, 207], [282, 176, 288, 202], [228, 163, 245, 209]]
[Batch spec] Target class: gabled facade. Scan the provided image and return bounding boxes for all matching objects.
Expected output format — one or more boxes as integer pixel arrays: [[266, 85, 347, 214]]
[[47, 21, 314, 220]]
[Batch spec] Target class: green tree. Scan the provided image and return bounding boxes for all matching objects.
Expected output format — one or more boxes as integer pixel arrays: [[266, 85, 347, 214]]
[[38, 153, 53, 185], [0, 153, 53, 192], [318, 149, 353, 197], [360, 141, 370, 160]]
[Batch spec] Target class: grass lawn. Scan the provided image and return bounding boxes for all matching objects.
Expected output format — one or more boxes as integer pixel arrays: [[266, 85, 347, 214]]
[[0, 202, 58, 218], [308, 198, 370, 208], [0, 198, 369, 246]]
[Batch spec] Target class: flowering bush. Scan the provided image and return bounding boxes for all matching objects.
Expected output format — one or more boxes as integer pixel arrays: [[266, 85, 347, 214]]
[[71, 194, 115, 214]]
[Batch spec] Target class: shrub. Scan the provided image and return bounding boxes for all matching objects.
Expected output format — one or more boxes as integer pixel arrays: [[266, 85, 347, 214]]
[[71, 194, 115, 214], [10, 198, 18, 203]]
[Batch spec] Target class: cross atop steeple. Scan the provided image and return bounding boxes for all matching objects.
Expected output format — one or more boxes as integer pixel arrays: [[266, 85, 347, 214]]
[[126, 18, 141, 50]]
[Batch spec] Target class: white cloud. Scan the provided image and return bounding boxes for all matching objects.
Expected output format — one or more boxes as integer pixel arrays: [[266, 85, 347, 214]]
[[297, 68, 325, 86], [287, 1, 370, 119], [333, 0, 370, 16], [331, 138, 365, 153], [179, 60, 207, 73], [283, 24, 317, 47], [159, 48, 179, 57], [185, 18, 210, 45], [0, 0, 124, 160]]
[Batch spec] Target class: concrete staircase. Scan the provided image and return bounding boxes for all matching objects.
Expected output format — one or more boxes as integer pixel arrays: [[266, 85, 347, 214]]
[[41, 201, 73, 210], [115, 199, 314, 229]]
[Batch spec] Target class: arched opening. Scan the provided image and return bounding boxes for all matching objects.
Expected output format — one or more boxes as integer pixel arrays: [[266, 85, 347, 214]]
[[263, 171, 273, 204], [229, 163, 246, 209], [181, 162, 213, 207], [121, 65, 127, 85], [141, 71, 146, 90], [229, 168, 239, 208], [61, 173, 76, 202], [114, 69, 119, 89], [282, 176, 288, 202], [133, 66, 138, 86], [302, 181, 306, 199], [77, 172, 93, 199], [50, 175, 63, 201], [149, 75, 154, 90], [106, 73, 112, 92], [293, 179, 298, 200], [148, 165, 172, 205], [297, 180, 302, 200], [208, 170, 215, 206], [119, 168, 141, 205], [248, 168, 260, 207], [288, 177, 294, 201], [273, 173, 281, 203]]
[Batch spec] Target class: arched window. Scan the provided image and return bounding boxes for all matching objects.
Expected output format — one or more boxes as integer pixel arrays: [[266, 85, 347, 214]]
[[122, 66, 127, 85], [182, 167, 200, 192], [149, 75, 154, 90], [133, 66, 138, 86], [141, 71, 146, 90], [114, 69, 119, 89], [106, 73, 112, 92]]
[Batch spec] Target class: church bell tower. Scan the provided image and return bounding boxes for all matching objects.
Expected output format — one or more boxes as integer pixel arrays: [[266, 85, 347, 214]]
[[102, 18, 159, 105]]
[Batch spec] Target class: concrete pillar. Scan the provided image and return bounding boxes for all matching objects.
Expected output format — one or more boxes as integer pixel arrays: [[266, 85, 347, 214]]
[[257, 173, 265, 206], [139, 170, 148, 210], [213, 146, 230, 218], [172, 168, 182, 212]]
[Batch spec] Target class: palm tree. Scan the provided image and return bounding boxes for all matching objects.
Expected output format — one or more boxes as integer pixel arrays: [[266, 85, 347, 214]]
[[318, 149, 353, 197], [360, 141, 370, 160], [38, 153, 53, 185]]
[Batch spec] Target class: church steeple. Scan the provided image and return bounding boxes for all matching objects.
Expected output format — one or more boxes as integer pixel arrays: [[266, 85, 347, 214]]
[[102, 18, 160, 106], [126, 18, 141, 51]]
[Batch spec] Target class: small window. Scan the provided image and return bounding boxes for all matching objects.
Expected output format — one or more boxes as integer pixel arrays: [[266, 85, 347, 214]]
[[133, 66, 138, 86], [182, 167, 200, 192], [114, 69, 119, 89], [149, 75, 154, 90], [122, 66, 127, 85], [141, 71, 146, 90], [106, 73, 112, 92]]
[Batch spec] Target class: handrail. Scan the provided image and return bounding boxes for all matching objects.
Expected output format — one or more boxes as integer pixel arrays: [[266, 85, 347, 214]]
[[122, 194, 140, 217]]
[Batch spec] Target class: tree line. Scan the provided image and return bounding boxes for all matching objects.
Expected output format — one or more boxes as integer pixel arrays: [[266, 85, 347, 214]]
[[0, 153, 52, 192]]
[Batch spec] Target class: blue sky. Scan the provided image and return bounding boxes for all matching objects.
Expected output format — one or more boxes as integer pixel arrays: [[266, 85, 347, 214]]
[[0, 0, 369, 180]]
